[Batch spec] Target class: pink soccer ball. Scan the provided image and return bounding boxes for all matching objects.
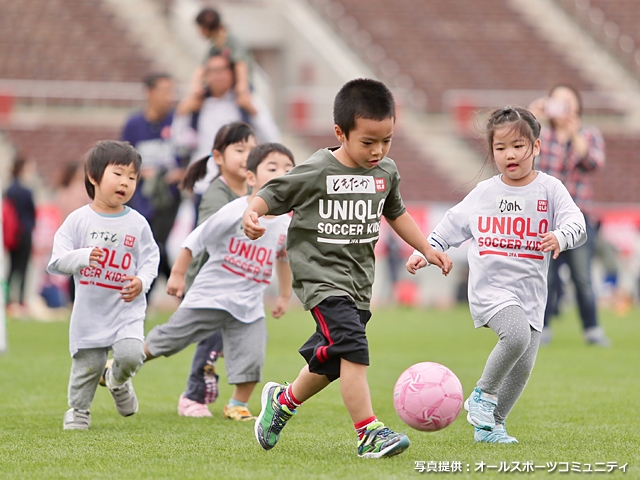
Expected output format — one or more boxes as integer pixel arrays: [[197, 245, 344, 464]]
[[393, 362, 464, 432]]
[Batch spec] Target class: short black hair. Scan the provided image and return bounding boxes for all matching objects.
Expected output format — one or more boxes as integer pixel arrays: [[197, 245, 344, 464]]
[[196, 8, 221, 32], [246, 143, 295, 174], [143, 73, 172, 90], [84, 140, 142, 199], [333, 78, 395, 138]]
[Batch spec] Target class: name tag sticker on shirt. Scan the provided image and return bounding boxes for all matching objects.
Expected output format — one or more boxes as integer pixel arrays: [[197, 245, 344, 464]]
[[496, 197, 525, 214], [87, 228, 119, 247], [327, 175, 376, 194]]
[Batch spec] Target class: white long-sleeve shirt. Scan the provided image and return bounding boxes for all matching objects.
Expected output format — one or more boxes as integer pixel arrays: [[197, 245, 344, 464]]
[[180, 196, 290, 323], [416, 172, 585, 331], [47, 205, 160, 356]]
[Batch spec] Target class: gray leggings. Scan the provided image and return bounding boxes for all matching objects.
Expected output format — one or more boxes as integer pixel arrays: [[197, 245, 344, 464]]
[[68, 338, 145, 410], [477, 305, 541, 425]]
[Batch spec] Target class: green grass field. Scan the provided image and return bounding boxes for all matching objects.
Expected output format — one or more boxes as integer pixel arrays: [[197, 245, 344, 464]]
[[1, 304, 638, 479]]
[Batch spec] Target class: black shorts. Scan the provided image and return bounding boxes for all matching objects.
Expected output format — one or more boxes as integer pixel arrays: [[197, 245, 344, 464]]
[[298, 296, 372, 382]]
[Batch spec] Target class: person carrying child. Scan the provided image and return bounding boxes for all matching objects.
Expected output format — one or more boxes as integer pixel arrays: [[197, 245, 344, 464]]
[[47, 140, 160, 430], [101, 143, 295, 420], [177, 121, 257, 418], [407, 106, 586, 443], [243, 78, 452, 459]]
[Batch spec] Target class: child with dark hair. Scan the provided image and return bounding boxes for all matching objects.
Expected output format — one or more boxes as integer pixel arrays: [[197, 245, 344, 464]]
[[47, 140, 160, 430], [407, 106, 586, 443], [102, 143, 295, 420], [243, 78, 452, 458]]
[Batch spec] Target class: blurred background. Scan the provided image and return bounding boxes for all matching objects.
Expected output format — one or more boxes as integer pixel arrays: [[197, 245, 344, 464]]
[[1, 0, 639, 319]]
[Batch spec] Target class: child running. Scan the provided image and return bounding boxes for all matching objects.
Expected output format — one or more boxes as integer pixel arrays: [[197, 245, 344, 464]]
[[179, 121, 256, 418], [407, 106, 586, 443], [47, 140, 160, 430], [243, 78, 452, 458], [102, 143, 295, 419]]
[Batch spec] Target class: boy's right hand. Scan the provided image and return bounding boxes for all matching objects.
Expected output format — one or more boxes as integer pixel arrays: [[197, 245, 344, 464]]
[[406, 255, 427, 275], [166, 273, 185, 299], [242, 210, 266, 240], [89, 247, 104, 268]]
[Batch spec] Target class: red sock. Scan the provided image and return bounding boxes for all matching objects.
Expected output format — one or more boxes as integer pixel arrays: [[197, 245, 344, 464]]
[[355, 416, 377, 440], [278, 384, 301, 411]]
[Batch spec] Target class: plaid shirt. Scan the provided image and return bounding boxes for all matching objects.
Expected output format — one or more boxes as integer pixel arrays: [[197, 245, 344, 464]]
[[536, 126, 605, 222]]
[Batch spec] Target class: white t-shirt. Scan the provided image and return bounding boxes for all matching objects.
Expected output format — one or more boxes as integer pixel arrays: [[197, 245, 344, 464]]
[[424, 172, 585, 332], [180, 196, 290, 323], [47, 205, 160, 356]]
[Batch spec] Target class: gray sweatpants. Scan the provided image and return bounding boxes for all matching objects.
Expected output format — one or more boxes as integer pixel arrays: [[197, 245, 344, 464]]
[[68, 338, 145, 410], [477, 305, 541, 425], [145, 308, 266, 385]]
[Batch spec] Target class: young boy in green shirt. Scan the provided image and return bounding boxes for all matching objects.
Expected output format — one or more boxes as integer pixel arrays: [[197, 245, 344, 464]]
[[242, 78, 453, 458]]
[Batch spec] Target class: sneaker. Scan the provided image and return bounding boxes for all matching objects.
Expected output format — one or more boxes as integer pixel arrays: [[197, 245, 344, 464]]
[[178, 393, 212, 417], [474, 424, 518, 444], [105, 368, 138, 417], [63, 408, 91, 430], [254, 382, 295, 450], [98, 358, 114, 387], [464, 387, 497, 430], [223, 405, 257, 421], [357, 421, 411, 458], [584, 326, 612, 347]]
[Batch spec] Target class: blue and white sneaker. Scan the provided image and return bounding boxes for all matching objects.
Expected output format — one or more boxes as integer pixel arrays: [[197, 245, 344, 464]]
[[464, 387, 497, 430], [474, 424, 518, 444]]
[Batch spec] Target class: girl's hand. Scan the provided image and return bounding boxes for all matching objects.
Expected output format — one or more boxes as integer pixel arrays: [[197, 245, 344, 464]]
[[121, 276, 143, 302], [242, 210, 266, 240], [166, 273, 186, 299], [271, 296, 289, 318], [89, 247, 104, 268], [540, 232, 561, 259], [406, 255, 427, 274]]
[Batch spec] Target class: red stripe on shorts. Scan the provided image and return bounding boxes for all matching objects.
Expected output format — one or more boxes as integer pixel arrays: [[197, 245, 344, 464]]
[[313, 306, 334, 363]]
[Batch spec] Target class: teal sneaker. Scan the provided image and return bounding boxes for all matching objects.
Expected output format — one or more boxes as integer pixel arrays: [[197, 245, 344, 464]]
[[357, 422, 410, 458], [254, 382, 295, 450], [464, 387, 496, 430], [474, 424, 518, 444]]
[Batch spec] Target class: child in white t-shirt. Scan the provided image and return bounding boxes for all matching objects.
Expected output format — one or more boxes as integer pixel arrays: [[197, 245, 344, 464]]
[[408, 106, 586, 444], [48, 140, 160, 430], [102, 143, 295, 418]]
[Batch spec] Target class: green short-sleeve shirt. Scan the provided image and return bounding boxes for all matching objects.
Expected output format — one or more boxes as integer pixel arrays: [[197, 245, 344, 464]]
[[256, 148, 406, 310]]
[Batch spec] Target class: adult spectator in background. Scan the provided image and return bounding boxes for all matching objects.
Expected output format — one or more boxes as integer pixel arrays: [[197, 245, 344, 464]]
[[529, 84, 611, 347], [195, 7, 254, 110], [172, 53, 279, 208], [122, 73, 184, 299], [5, 155, 36, 315]]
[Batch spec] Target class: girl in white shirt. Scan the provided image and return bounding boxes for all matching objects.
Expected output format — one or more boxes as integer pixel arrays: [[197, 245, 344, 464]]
[[48, 140, 160, 430], [407, 106, 586, 444]]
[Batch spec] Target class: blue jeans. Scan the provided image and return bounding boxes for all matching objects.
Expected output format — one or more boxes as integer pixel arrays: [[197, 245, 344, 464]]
[[184, 331, 223, 404], [544, 221, 598, 330]]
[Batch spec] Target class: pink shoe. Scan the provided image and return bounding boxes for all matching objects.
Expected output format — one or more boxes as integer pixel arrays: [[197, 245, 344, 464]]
[[177, 393, 212, 417]]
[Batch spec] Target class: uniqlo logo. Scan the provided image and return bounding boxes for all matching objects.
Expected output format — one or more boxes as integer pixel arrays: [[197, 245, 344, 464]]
[[375, 178, 386, 192], [537, 200, 548, 212], [124, 235, 136, 248]]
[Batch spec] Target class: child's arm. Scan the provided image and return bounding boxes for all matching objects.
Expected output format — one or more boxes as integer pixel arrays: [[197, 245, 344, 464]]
[[271, 250, 292, 318], [122, 224, 160, 303], [387, 212, 452, 276], [166, 247, 194, 299], [47, 219, 103, 275], [242, 196, 270, 240], [540, 181, 587, 259]]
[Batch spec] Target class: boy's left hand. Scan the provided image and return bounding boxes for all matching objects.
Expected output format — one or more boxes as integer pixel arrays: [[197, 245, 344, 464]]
[[540, 232, 561, 259], [426, 250, 453, 276], [121, 276, 143, 302], [271, 296, 289, 318]]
